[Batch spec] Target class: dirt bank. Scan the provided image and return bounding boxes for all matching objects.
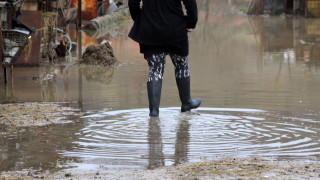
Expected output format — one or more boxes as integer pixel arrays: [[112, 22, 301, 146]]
[[1, 157, 320, 179]]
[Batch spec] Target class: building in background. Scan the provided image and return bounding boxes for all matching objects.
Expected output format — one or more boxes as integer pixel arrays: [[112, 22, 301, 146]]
[[248, 0, 320, 17]]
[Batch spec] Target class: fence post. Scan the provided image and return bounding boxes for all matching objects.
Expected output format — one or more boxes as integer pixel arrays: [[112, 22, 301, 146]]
[[305, 0, 308, 16], [77, 0, 81, 30], [4, 67, 7, 84], [261, 0, 265, 14]]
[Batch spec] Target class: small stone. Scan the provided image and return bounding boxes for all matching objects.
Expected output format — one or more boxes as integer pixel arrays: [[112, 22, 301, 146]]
[[95, 172, 99, 175], [305, 166, 310, 169], [65, 173, 71, 177]]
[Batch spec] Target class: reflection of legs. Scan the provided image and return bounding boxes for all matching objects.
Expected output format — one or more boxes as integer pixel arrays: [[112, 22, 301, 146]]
[[146, 53, 166, 117], [170, 54, 201, 112], [174, 118, 190, 165], [147, 118, 164, 169]]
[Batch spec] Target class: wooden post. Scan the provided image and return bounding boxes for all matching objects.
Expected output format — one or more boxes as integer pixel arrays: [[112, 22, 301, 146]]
[[45, 0, 52, 11], [78, 66, 83, 110], [261, 0, 265, 14], [305, 0, 308, 16], [77, 30, 83, 110], [4, 67, 7, 84], [77, 0, 81, 30], [6, 3, 13, 29], [283, 0, 287, 13], [10, 65, 13, 87], [77, 30, 82, 59], [3, 3, 13, 84], [1, 30, 3, 84]]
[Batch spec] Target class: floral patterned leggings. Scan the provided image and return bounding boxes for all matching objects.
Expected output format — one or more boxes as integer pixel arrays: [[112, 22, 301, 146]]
[[146, 53, 190, 82]]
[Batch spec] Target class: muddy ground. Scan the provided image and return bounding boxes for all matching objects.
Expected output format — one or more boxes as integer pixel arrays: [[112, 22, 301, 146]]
[[1, 157, 320, 179], [0, 103, 79, 134]]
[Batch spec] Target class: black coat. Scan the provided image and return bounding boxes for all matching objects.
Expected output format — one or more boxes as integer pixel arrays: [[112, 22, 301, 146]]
[[128, 0, 198, 46]]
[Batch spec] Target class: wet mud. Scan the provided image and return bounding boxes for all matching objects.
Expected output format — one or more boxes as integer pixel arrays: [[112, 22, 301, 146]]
[[2, 157, 320, 179], [1, 0, 320, 178], [0, 103, 79, 133]]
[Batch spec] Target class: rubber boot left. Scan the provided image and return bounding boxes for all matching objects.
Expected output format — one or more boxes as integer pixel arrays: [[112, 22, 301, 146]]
[[147, 80, 162, 117]]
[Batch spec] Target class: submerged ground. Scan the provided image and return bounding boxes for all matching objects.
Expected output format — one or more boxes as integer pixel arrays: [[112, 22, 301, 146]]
[[1, 0, 320, 179]]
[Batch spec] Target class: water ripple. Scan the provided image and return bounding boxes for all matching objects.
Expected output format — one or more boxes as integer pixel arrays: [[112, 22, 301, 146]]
[[62, 107, 320, 169]]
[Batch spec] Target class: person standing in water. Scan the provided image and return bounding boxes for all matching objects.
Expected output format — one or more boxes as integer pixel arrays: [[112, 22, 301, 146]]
[[128, 0, 201, 117]]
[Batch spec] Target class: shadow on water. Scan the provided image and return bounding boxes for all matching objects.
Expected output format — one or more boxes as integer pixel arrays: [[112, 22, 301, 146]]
[[1, 0, 320, 171]]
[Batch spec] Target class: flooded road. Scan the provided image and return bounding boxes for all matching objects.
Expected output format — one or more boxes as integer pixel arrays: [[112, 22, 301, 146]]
[[1, 0, 320, 172]]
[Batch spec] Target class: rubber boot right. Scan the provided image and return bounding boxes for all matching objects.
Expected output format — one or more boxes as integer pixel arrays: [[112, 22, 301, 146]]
[[176, 77, 201, 112], [147, 80, 162, 117]]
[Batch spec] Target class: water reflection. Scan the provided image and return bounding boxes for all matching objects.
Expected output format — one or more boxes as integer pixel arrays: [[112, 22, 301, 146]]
[[147, 117, 164, 170], [79, 65, 118, 85], [147, 116, 191, 169], [249, 16, 320, 68], [174, 116, 190, 166], [0, 122, 85, 171]]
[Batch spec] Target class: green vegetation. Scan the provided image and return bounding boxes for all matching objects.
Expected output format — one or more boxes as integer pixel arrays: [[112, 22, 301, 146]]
[[238, 0, 252, 13]]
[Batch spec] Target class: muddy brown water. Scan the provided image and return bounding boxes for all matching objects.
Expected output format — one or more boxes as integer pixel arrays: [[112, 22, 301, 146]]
[[1, 1, 320, 172]]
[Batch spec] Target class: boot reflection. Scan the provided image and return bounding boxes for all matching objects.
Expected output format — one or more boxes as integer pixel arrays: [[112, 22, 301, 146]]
[[174, 116, 191, 166], [147, 117, 164, 169]]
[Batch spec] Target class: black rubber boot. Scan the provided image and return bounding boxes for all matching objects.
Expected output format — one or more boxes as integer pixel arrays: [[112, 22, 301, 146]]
[[176, 77, 201, 112], [147, 80, 162, 117]]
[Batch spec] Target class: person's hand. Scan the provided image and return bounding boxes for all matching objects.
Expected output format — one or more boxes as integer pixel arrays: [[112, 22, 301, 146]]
[[187, 28, 193, 32]]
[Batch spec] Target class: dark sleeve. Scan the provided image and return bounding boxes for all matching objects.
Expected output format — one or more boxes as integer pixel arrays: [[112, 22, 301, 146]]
[[182, 0, 198, 29], [128, 0, 142, 20]]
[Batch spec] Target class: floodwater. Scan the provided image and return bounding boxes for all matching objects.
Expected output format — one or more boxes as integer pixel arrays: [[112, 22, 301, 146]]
[[1, 0, 320, 172]]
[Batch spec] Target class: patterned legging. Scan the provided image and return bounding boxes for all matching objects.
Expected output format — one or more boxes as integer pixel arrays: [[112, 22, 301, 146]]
[[146, 53, 190, 82]]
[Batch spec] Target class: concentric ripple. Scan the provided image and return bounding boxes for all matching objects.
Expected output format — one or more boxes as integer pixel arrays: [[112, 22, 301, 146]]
[[61, 107, 320, 170]]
